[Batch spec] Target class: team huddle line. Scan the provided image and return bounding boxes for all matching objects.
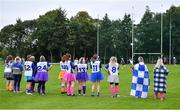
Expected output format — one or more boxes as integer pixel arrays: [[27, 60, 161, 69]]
[[3, 53, 168, 100]]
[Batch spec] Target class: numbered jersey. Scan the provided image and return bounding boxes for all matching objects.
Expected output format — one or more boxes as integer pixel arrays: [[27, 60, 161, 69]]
[[4, 61, 13, 73], [37, 62, 48, 72], [105, 63, 119, 75], [60, 61, 67, 71], [77, 64, 88, 73], [24, 61, 33, 76], [65, 60, 74, 73], [90, 61, 101, 73]]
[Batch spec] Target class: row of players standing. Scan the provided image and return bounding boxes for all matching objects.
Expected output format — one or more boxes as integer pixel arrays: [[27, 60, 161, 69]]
[[3, 53, 169, 100], [4, 54, 52, 95], [59, 54, 169, 100], [58, 53, 120, 97]]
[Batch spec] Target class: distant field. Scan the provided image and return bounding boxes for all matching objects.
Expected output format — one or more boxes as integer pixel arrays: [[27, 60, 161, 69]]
[[0, 62, 180, 109]]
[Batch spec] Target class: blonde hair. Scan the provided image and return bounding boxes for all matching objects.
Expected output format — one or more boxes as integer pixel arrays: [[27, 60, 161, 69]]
[[155, 58, 164, 68], [109, 56, 117, 65], [15, 56, 21, 63], [138, 56, 144, 63], [40, 55, 46, 62]]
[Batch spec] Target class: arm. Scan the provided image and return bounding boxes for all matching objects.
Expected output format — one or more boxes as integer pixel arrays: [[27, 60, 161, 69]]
[[104, 64, 110, 75], [47, 63, 53, 71]]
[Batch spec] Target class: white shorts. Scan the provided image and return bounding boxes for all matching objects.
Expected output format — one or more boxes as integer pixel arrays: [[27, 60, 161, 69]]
[[107, 75, 119, 83]]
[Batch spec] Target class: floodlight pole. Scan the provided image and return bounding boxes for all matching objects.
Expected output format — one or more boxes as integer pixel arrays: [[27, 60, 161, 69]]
[[131, 6, 134, 65], [97, 15, 100, 56], [169, 13, 172, 64], [161, 4, 163, 58]]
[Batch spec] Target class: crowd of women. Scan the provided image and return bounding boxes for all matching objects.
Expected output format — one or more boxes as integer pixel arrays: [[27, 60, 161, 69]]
[[3, 53, 169, 100]]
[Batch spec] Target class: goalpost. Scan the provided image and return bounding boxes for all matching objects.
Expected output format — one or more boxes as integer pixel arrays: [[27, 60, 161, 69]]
[[131, 6, 163, 64]]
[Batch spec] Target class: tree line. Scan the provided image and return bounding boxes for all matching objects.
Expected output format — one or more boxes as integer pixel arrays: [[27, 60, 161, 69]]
[[0, 5, 180, 63]]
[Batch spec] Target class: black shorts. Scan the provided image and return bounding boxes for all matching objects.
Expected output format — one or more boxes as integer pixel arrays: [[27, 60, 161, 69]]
[[6, 78, 14, 80], [27, 80, 33, 82]]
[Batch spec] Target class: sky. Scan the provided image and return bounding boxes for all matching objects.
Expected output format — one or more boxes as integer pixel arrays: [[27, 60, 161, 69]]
[[0, 0, 179, 29]]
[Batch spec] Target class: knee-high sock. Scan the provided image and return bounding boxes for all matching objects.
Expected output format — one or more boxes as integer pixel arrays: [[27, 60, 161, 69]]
[[160, 92, 165, 99], [78, 84, 82, 94], [66, 85, 70, 95], [110, 85, 115, 96], [115, 85, 119, 94], [154, 92, 158, 97], [82, 86, 86, 94], [70, 86, 74, 95]]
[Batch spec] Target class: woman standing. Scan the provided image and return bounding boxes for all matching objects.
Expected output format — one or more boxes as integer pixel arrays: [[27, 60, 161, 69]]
[[105, 56, 120, 97], [35, 55, 52, 95], [154, 58, 169, 101], [90, 54, 104, 96], [4, 55, 14, 91], [12, 56, 23, 93], [130, 56, 150, 98]]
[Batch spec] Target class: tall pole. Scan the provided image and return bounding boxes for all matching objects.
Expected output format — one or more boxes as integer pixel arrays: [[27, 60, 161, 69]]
[[97, 15, 99, 56], [169, 13, 172, 64], [131, 6, 134, 64], [161, 4, 163, 58]]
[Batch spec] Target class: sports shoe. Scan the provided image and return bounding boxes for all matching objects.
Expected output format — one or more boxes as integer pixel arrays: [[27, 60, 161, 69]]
[[71, 94, 75, 96], [26, 92, 32, 95]]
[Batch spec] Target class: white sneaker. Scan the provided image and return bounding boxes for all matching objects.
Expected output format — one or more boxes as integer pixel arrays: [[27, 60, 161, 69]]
[[26, 92, 32, 95]]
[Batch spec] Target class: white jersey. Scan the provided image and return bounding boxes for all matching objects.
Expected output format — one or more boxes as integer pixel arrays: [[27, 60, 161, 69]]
[[60, 61, 66, 71], [90, 60, 101, 73], [37, 62, 48, 72], [4, 61, 13, 73], [24, 61, 33, 76], [106, 63, 119, 75], [77, 63, 88, 73], [60, 61, 67, 71], [65, 60, 74, 73]]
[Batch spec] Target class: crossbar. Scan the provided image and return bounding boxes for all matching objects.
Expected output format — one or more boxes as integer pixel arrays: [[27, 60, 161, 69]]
[[134, 53, 161, 55]]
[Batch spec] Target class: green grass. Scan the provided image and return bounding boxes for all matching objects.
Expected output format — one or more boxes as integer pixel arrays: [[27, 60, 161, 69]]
[[0, 62, 180, 109]]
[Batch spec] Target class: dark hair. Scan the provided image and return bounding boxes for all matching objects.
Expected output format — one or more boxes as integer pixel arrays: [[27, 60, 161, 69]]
[[6, 55, 13, 63], [40, 55, 46, 62], [92, 54, 98, 62], [26, 55, 32, 61]]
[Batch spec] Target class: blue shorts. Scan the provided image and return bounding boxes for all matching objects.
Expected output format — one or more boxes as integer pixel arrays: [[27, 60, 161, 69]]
[[90, 72, 104, 82], [24, 76, 33, 82]]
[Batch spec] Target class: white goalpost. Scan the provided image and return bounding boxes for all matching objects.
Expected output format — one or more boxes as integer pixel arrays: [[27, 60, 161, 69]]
[[131, 5, 163, 64]]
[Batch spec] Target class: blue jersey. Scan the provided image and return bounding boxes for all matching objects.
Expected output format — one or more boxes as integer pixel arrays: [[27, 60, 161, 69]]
[[90, 60, 102, 73], [12, 62, 23, 71]]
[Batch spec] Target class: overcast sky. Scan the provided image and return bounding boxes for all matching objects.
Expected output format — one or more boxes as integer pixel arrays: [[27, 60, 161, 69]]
[[0, 0, 179, 29]]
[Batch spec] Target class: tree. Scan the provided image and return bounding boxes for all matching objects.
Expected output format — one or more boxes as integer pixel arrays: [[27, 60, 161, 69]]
[[69, 11, 96, 58], [35, 8, 68, 62], [99, 13, 113, 63], [120, 14, 132, 59], [1, 47, 8, 59]]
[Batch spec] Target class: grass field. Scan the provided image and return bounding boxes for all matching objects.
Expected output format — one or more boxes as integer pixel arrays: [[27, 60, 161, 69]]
[[0, 62, 180, 109]]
